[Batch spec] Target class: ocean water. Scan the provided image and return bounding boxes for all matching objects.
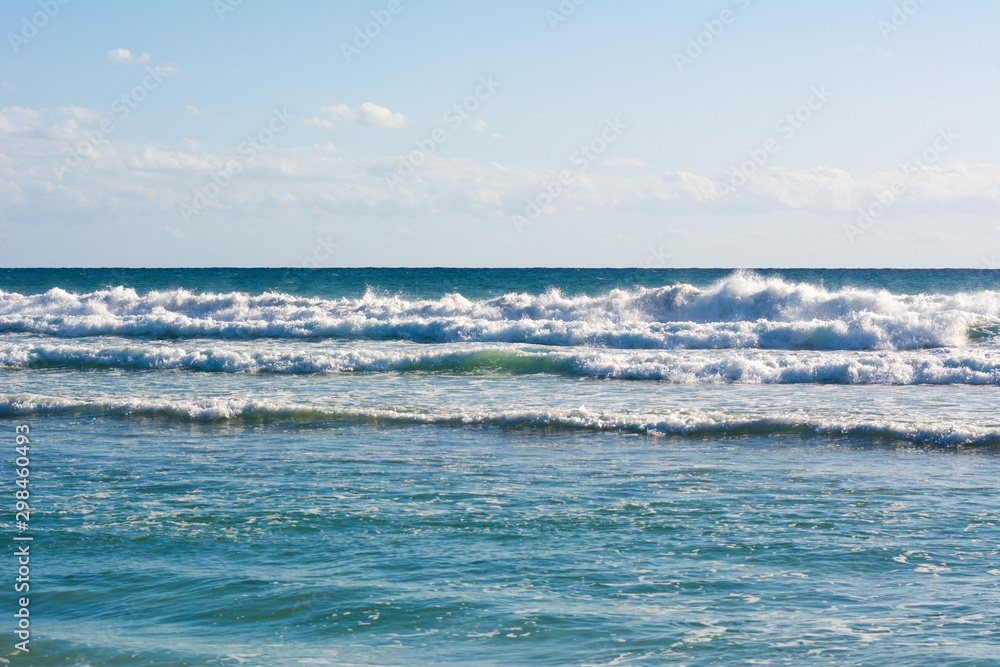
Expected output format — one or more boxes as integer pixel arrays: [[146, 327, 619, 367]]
[[2, 268, 1000, 665]]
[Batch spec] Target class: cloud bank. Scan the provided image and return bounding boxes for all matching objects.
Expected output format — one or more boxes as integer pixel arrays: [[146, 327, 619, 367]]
[[1, 106, 998, 229]]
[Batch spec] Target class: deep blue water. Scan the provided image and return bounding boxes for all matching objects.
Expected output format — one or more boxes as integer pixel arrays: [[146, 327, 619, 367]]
[[1, 267, 998, 299]]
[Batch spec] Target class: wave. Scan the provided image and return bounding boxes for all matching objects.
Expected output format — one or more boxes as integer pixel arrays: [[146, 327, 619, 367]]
[[1, 272, 998, 350], [3, 341, 1000, 384], [1, 393, 996, 446]]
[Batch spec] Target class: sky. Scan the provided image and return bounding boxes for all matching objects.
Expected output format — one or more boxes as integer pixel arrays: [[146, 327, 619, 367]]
[[0, 0, 998, 268]]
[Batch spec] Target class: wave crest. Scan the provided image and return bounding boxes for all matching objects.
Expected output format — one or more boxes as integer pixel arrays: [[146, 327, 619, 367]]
[[2, 393, 996, 446], [2, 341, 1000, 384], [1, 272, 997, 350]]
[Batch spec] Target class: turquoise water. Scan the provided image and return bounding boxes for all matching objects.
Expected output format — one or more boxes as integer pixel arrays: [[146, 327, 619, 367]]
[[3, 269, 1000, 665]]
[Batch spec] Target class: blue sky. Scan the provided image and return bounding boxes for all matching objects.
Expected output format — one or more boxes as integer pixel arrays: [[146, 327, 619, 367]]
[[1, 0, 998, 267]]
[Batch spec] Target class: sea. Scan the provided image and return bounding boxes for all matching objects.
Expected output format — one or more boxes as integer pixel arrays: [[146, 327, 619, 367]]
[[2, 267, 999, 666]]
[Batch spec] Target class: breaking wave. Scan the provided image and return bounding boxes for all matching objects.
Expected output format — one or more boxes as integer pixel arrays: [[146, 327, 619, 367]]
[[1, 393, 996, 446], [2, 340, 1000, 384], [1, 272, 997, 350]]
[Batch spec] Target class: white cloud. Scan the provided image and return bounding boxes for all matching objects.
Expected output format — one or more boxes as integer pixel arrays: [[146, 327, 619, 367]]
[[152, 64, 180, 75], [1, 81, 15, 92], [302, 116, 335, 130], [184, 105, 203, 116], [464, 119, 501, 138], [1, 105, 999, 229], [318, 103, 406, 128], [0, 106, 42, 134], [738, 166, 857, 211], [107, 48, 151, 65], [55, 106, 103, 124]]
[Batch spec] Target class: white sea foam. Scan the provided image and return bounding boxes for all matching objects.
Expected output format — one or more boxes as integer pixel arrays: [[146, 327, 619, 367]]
[[1, 393, 996, 445], [2, 340, 1000, 384], [0, 272, 997, 350]]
